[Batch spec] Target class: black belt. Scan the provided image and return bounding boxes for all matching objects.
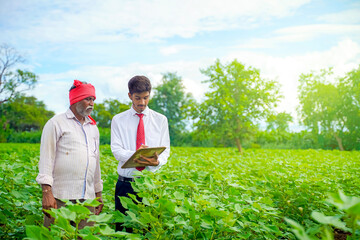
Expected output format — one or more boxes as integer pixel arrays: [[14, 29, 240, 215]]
[[118, 175, 134, 182]]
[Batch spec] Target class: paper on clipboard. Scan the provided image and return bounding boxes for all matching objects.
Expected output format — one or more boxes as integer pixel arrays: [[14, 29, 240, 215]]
[[121, 147, 166, 168]]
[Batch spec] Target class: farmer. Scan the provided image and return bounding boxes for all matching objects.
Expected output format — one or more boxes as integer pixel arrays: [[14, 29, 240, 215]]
[[36, 80, 103, 228], [111, 75, 170, 231]]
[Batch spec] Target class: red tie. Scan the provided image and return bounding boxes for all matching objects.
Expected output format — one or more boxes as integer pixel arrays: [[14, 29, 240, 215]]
[[136, 113, 145, 171]]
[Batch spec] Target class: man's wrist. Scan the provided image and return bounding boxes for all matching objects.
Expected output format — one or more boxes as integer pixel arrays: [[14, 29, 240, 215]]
[[41, 184, 52, 194]]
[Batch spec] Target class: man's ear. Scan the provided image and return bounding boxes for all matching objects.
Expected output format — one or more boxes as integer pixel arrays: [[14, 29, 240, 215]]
[[128, 92, 132, 100]]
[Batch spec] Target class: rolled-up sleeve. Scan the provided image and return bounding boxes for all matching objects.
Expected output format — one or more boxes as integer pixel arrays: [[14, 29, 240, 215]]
[[36, 120, 58, 186]]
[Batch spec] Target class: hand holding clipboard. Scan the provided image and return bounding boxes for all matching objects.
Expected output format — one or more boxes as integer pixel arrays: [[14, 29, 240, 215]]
[[121, 147, 166, 168]]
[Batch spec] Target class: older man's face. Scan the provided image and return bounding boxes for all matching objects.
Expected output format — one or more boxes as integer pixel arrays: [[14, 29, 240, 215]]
[[75, 97, 95, 117]]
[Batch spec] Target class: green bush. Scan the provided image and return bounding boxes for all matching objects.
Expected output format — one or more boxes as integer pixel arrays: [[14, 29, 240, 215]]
[[99, 127, 111, 145], [7, 131, 42, 143]]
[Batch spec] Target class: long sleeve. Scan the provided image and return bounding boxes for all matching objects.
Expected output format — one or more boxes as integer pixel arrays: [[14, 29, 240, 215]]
[[36, 120, 58, 186], [36, 109, 103, 199], [147, 116, 170, 172], [111, 115, 135, 165], [94, 136, 103, 193]]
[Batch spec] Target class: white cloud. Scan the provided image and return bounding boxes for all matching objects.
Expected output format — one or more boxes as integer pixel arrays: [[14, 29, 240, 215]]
[[30, 59, 213, 113], [238, 24, 360, 49], [30, 39, 360, 117], [318, 9, 360, 24], [275, 24, 360, 40], [1, 0, 311, 43], [159, 45, 202, 56]]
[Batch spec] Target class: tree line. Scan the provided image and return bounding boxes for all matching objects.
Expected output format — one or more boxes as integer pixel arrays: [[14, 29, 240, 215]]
[[1, 44, 359, 151]]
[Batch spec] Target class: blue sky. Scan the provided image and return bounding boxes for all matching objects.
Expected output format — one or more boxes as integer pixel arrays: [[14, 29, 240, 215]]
[[1, 0, 360, 125]]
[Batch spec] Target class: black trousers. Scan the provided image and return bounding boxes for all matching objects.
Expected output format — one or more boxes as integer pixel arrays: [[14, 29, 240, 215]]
[[115, 178, 141, 232]]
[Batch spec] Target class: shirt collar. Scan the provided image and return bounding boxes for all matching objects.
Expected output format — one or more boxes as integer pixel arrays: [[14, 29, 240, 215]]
[[65, 108, 92, 124], [130, 105, 149, 116]]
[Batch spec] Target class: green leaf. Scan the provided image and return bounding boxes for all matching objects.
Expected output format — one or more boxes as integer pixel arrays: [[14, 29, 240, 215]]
[[141, 197, 151, 206], [82, 198, 102, 207], [119, 196, 138, 210], [327, 190, 360, 211], [174, 191, 185, 199], [79, 234, 102, 240], [171, 179, 197, 188], [67, 204, 92, 215], [311, 212, 350, 232], [127, 211, 146, 227], [348, 202, 360, 215], [25, 225, 53, 240], [55, 215, 75, 233], [158, 198, 176, 214], [113, 210, 125, 223], [175, 206, 189, 214], [285, 218, 315, 240], [139, 211, 158, 224], [88, 213, 113, 223], [54, 207, 76, 221]]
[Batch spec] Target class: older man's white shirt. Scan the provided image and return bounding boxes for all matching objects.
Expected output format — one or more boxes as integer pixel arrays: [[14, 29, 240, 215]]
[[36, 108, 103, 199]]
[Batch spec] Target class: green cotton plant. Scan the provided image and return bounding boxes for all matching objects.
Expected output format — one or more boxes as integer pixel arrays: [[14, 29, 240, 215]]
[[285, 190, 360, 240], [25, 199, 139, 240], [2, 144, 360, 239]]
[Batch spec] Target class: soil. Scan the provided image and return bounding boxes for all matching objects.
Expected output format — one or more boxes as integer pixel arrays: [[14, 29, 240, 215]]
[[334, 229, 351, 240]]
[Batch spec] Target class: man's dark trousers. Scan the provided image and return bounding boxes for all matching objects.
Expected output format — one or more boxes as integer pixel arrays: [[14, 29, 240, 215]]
[[115, 177, 140, 232]]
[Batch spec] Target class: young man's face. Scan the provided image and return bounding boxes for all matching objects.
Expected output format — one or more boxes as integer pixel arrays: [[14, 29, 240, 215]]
[[128, 91, 150, 113]]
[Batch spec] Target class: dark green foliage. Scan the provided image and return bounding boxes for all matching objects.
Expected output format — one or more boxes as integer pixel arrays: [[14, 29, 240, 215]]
[[99, 127, 111, 145], [92, 98, 130, 128], [149, 72, 195, 146], [286, 191, 360, 239], [0, 144, 43, 239], [194, 59, 281, 152], [1, 144, 360, 239], [297, 66, 360, 151], [7, 130, 42, 143], [0, 95, 54, 142]]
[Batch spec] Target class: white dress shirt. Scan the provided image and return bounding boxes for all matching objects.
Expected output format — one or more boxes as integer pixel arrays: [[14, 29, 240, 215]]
[[36, 108, 103, 199], [111, 106, 170, 178]]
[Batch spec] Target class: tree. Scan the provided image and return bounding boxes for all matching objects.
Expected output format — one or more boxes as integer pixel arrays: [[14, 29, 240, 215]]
[[337, 65, 360, 149], [149, 72, 195, 146], [266, 112, 293, 132], [0, 44, 38, 104], [194, 59, 281, 153], [297, 68, 347, 150], [91, 98, 129, 128], [0, 95, 54, 142]]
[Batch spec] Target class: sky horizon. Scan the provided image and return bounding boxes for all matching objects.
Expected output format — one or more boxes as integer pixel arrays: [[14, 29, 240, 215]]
[[1, 0, 360, 129]]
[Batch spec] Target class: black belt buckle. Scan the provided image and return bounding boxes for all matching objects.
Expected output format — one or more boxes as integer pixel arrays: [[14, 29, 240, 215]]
[[118, 175, 134, 182]]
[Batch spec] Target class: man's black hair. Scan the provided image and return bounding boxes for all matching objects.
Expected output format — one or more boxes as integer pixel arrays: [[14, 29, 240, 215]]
[[128, 76, 151, 94], [69, 81, 88, 91]]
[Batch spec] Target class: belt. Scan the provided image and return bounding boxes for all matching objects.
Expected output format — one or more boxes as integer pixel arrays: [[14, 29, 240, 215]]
[[118, 175, 135, 182]]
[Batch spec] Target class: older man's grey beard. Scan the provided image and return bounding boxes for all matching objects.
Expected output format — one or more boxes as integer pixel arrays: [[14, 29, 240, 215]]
[[76, 105, 93, 117]]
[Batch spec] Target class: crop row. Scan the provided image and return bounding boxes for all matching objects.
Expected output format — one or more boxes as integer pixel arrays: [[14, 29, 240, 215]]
[[0, 144, 359, 239]]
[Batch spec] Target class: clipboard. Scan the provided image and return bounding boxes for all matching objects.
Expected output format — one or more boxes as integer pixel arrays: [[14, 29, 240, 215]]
[[121, 147, 166, 169]]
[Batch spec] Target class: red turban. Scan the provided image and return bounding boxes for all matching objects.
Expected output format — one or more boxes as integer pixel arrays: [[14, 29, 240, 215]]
[[69, 80, 96, 105]]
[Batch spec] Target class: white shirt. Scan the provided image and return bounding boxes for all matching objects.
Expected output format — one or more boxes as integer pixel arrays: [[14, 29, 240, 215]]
[[36, 108, 103, 199], [111, 106, 170, 178]]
